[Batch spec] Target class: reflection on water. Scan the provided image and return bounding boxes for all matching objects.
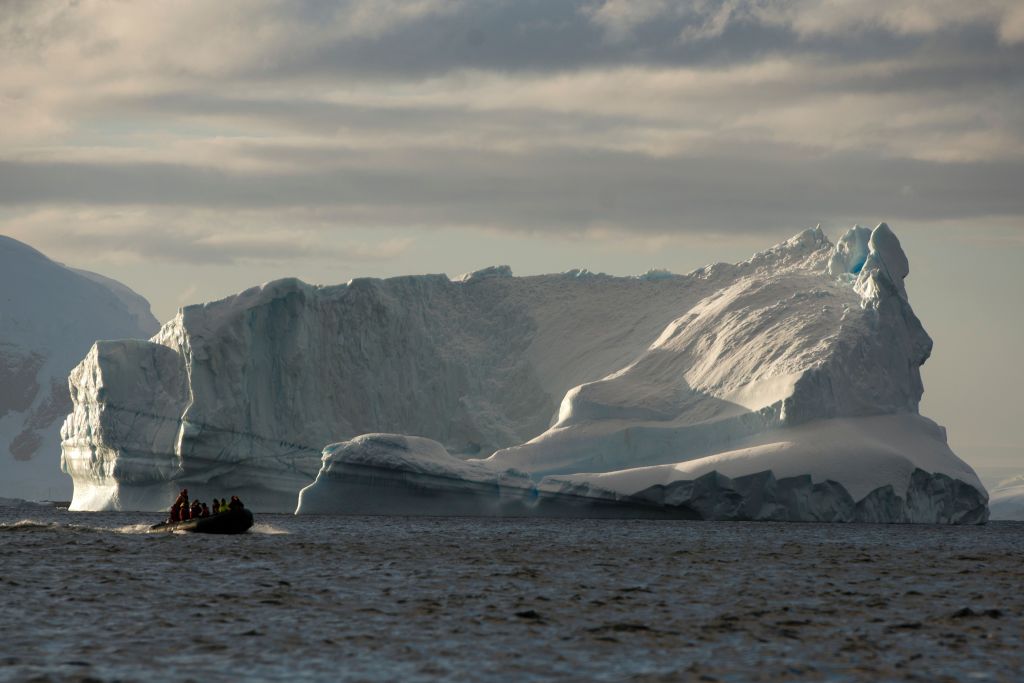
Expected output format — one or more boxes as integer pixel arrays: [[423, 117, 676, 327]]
[[1, 505, 1021, 682]]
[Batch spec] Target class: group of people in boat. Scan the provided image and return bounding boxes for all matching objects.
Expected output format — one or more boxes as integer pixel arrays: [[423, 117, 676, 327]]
[[168, 488, 244, 523]]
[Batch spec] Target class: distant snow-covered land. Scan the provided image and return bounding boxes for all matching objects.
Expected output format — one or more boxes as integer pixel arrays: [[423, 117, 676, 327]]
[[61, 224, 987, 522], [0, 236, 159, 502], [990, 476, 1024, 520]]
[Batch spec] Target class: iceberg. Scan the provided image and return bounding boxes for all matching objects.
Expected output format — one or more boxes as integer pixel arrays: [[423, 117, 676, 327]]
[[0, 235, 159, 502], [61, 224, 988, 522], [989, 476, 1024, 520]]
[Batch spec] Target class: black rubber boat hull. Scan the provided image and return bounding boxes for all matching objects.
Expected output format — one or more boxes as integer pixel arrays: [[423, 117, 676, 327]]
[[149, 509, 254, 534]]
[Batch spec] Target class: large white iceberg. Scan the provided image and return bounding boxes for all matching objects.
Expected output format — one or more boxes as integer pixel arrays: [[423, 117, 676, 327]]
[[0, 235, 158, 502], [62, 224, 987, 522]]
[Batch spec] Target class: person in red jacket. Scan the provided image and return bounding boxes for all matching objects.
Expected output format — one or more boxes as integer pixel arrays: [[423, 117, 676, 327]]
[[200, 502, 210, 517], [169, 488, 188, 521]]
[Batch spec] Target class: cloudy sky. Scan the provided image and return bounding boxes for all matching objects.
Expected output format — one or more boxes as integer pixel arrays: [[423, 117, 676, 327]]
[[1, 0, 1021, 478]]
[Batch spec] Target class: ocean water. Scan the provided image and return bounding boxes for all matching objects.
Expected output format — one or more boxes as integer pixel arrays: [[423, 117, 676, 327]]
[[0, 506, 1021, 682]]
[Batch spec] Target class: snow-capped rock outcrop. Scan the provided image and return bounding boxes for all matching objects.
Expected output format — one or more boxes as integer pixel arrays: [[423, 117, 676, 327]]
[[62, 224, 987, 521], [0, 235, 159, 502]]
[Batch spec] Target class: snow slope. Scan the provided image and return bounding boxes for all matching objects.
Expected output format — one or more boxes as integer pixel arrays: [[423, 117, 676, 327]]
[[485, 225, 930, 479], [62, 224, 987, 521], [0, 236, 159, 501], [989, 476, 1024, 520]]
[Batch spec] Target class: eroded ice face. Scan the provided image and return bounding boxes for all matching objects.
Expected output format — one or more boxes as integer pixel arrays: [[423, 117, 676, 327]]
[[828, 225, 872, 277]]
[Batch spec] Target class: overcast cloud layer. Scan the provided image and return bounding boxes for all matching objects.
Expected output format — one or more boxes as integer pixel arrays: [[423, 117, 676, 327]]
[[1, 0, 1023, 264]]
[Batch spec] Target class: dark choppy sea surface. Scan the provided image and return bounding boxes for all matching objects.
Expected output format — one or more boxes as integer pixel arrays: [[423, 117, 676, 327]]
[[0, 506, 1021, 683]]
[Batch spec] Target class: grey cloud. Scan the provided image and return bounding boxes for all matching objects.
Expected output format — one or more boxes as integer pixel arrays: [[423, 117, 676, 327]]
[[236, 1, 1019, 80], [45, 231, 252, 266], [110, 60, 1022, 140], [2, 149, 1021, 237], [2, 1, 1022, 250], [256, 9, 820, 79], [11, 221, 413, 266], [111, 92, 644, 141], [8, 0, 1020, 86]]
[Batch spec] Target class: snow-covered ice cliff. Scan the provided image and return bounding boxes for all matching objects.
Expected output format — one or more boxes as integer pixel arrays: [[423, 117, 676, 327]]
[[0, 236, 159, 502], [61, 224, 987, 521]]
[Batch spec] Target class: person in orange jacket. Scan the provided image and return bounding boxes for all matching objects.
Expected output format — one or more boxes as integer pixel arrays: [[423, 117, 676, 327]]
[[169, 488, 188, 522]]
